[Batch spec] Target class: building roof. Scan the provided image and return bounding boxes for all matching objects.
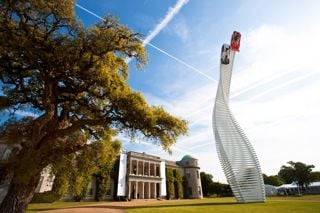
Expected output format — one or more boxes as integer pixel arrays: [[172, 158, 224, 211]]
[[181, 155, 195, 161], [277, 181, 320, 189]]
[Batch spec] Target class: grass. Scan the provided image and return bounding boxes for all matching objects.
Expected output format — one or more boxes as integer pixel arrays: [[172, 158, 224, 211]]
[[125, 195, 320, 213], [27, 201, 103, 212], [26, 195, 320, 213]]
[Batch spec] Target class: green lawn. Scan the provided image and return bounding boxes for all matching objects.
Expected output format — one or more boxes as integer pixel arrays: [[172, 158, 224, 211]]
[[126, 196, 320, 213], [27, 201, 102, 212], [27, 195, 320, 213]]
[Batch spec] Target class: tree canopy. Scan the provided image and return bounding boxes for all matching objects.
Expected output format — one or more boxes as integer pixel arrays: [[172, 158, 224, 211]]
[[200, 171, 232, 197], [0, 0, 188, 212], [263, 174, 284, 186], [278, 161, 315, 188], [51, 130, 121, 201]]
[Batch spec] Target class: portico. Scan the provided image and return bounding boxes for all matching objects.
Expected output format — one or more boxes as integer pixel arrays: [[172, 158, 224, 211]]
[[126, 152, 163, 199], [127, 180, 161, 199]]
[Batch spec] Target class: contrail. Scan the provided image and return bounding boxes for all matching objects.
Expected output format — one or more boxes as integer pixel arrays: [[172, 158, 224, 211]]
[[142, 0, 189, 46], [147, 43, 217, 82], [75, 3, 105, 21]]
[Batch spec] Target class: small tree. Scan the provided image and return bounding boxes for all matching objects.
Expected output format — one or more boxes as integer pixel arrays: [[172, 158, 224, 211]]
[[263, 174, 284, 186], [200, 172, 214, 196], [278, 161, 315, 189]]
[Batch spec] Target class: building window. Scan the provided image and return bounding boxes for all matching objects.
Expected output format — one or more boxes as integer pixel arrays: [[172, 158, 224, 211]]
[[186, 173, 190, 178], [188, 187, 192, 196], [144, 166, 148, 175], [197, 171, 199, 179], [133, 166, 137, 175]]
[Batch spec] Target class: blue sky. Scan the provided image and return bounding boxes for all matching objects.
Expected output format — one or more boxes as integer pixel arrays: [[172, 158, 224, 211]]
[[75, 0, 320, 183], [2, 0, 320, 183]]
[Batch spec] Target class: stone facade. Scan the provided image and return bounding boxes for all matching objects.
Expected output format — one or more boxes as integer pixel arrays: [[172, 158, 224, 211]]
[[178, 155, 203, 198], [115, 151, 203, 200]]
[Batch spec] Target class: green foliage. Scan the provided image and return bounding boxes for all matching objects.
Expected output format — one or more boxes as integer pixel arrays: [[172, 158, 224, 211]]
[[182, 176, 189, 199], [311, 171, 320, 182], [30, 192, 60, 203], [278, 161, 315, 188], [263, 174, 284, 186], [200, 171, 232, 197], [173, 170, 183, 199], [165, 168, 184, 199], [51, 166, 71, 197], [0, 0, 187, 156], [166, 168, 175, 199], [200, 172, 214, 196], [52, 133, 121, 201], [95, 174, 109, 201]]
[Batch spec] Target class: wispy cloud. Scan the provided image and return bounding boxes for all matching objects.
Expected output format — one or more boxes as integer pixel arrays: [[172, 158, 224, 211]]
[[169, 16, 190, 41]]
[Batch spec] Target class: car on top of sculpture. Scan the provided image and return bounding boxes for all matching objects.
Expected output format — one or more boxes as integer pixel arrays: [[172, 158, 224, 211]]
[[221, 44, 231, 65], [231, 31, 241, 51]]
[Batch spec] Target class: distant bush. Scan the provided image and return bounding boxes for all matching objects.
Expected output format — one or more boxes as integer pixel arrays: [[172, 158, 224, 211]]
[[30, 191, 60, 203]]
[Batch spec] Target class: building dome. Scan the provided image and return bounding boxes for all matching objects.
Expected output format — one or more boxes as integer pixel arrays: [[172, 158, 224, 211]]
[[181, 155, 195, 161]]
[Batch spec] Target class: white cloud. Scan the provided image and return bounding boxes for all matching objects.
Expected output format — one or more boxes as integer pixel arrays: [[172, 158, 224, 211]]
[[167, 16, 190, 41]]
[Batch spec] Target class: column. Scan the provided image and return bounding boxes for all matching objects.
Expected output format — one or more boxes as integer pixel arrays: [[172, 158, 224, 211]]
[[137, 160, 139, 175], [128, 181, 131, 199], [142, 182, 145, 199], [135, 181, 138, 199], [148, 182, 150, 199], [159, 183, 161, 199], [143, 161, 145, 176], [130, 160, 132, 174], [154, 182, 157, 199], [148, 162, 150, 176], [154, 163, 156, 177]]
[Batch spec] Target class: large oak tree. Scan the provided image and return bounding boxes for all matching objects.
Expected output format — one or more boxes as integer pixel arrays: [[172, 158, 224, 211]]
[[0, 0, 188, 212]]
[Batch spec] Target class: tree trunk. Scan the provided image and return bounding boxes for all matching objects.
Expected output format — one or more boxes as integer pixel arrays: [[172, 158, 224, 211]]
[[0, 169, 41, 213]]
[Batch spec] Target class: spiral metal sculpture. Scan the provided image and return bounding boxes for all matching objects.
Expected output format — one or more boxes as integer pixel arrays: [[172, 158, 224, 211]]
[[213, 34, 266, 203]]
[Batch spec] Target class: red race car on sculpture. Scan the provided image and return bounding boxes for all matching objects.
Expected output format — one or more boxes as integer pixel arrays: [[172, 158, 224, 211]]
[[230, 31, 241, 51]]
